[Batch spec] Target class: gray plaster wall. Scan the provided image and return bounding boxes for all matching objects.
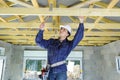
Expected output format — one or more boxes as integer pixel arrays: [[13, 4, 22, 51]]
[[83, 47, 103, 80], [75, 40, 120, 80], [101, 40, 120, 80], [74, 46, 103, 80], [0, 39, 120, 80], [0, 41, 24, 80]]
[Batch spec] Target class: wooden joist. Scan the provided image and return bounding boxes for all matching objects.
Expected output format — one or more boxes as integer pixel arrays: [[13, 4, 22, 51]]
[[0, 23, 120, 29], [0, 8, 120, 16], [0, 36, 119, 41], [0, 0, 120, 46], [0, 30, 119, 36]]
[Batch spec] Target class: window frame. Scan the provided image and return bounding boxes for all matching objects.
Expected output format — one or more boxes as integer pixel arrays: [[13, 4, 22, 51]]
[[116, 56, 120, 73], [23, 50, 83, 80], [0, 56, 6, 80]]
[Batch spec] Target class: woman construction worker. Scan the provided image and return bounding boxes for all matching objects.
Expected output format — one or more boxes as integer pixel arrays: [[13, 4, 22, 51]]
[[35, 16, 84, 80]]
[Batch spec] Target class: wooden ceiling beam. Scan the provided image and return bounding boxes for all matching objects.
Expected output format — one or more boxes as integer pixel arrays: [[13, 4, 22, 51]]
[[0, 14, 117, 23], [0, 0, 119, 46], [0, 0, 27, 38], [31, 0, 44, 22], [88, 41, 110, 43], [94, 1, 119, 8], [0, 8, 120, 16], [12, 42, 97, 46], [0, 0, 24, 22], [4, 40, 105, 46], [5, 1, 15, 6], [5, 40, 110, 43], [8, 0, 33, 8], [84, 3, 95, 22], [60, 2, 118, 23], [0, 0, 45, 22], [15, 15, 24, 22], [59, 4, 78, 23], [48, 0, 60, 30], [0, 31, 119, 36], [0, 36, 119, 41], [0, 17, 8, 22], [0, 1, 119, 23], [81, 37, 120, 41], [71, 0, 101, 8], [86, 1, 119, 23], [0, 23, 120, 29], [0, 15, 24, 22], [88, 16, 118, 23], [1, 1, 119, 23], [87, 0, 119, 32]]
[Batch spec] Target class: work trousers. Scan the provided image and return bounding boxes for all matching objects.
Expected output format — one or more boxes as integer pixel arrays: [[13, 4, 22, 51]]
[[48, 71, 67, 80]]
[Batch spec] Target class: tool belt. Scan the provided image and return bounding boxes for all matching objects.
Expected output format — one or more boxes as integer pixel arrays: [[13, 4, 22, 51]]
[[47, 60, 66, 68], [40, 60, 66, 80]]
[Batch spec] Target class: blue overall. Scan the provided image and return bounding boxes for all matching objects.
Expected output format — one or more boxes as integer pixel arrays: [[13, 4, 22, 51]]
[[35, 23, 84, 80]]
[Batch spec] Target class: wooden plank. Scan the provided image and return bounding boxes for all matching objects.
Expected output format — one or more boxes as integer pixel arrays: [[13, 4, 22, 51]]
[[87, 0, 119, 32], [6, 40, 104, 45], [0, 31, 120, 36], [88, 16, 118, 23], [0, 23, 120, 29], [71, 0, 101, 8], [31, 0, 45, 22], [5, 40, 110, 43], [0, 36, 119, 41], [8, 0, 33, 8], [0, 8, 120, 16], [12, 42, 98, 46], [59, 4, 79, 23], [0, 17, 8, 22], [0, 0, 24, 22], [94, 1, 119, 8]]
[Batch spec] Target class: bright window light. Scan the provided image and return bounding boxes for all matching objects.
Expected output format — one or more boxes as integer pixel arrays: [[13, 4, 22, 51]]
[[0, 59, 4, 80], [67, 61, 75, 72]]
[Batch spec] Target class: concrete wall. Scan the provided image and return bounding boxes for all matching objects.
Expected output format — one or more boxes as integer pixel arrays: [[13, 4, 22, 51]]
[[0, 41, 24, 80], [101, 40, 120, 80], [0, 41, 12, 80], [74, 46, 103, 80], [81, 40, 120, 80], [83, 47, 103, 80], [0, 40, 120, 80]]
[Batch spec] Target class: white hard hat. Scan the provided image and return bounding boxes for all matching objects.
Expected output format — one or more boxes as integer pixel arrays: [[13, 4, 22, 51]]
[[60, 25, 72, 34]]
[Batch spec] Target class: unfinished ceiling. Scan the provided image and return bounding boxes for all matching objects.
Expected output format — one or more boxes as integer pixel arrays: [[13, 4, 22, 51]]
[[0, 0, 120, 46]]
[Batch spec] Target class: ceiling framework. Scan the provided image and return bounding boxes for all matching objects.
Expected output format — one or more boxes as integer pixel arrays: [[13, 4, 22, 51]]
[[0, 0, 120, 46]]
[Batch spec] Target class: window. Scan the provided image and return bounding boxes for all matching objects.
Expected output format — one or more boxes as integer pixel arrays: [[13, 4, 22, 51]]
[[0, 57, 6, 80], [23, 51, 83, 80], [0, 50, 1, 55], [23, 51, 47, 80], [67, 60, 82, 80], [0, 47, 5, 80], [0, 47, 5, 56], [23, 58, 47, 80], [0, 59, 4, 80], [116, 56, 120, 73]]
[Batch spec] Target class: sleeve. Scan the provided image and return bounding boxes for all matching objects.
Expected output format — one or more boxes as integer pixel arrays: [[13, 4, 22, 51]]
[[35, 30, 51, 49], [70, 23, 84, 50]]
